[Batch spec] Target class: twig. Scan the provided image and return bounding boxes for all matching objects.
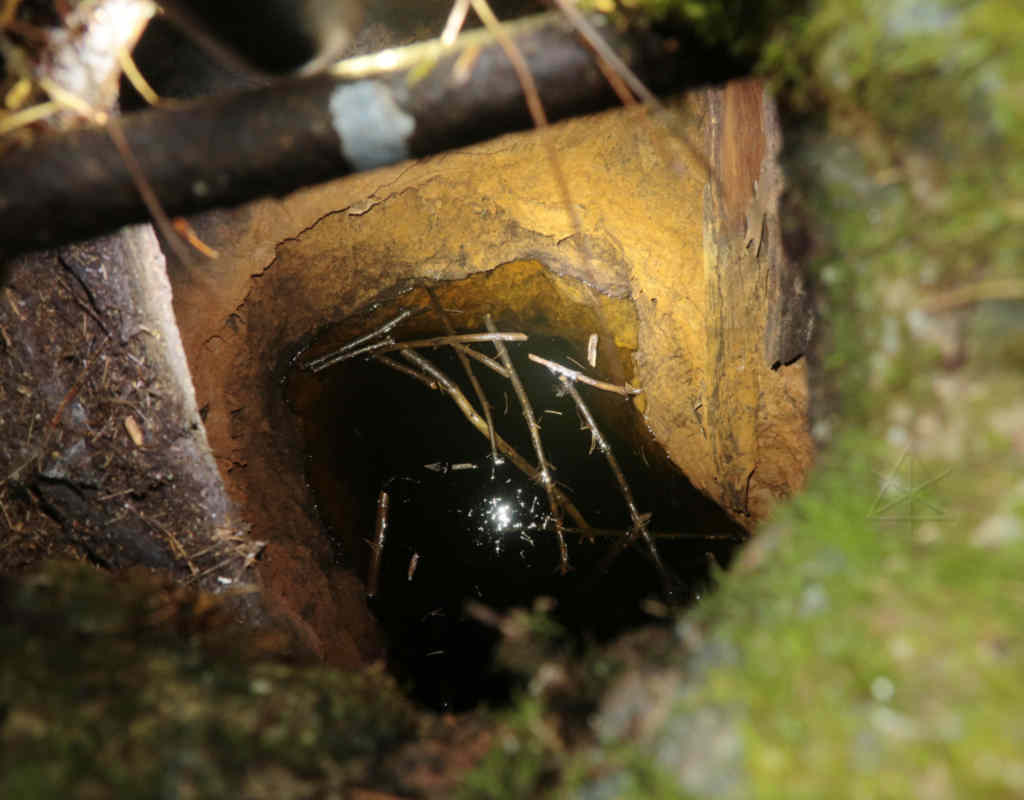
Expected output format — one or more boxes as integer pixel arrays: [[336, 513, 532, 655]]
[[551, 0, 715, 186], [0, 100, 60, 135], [456, 343, 510, 378], [549, 0, 658, 106], [399, 348, 589, 531], [367, 488, 389, 598], [304, 330, 525, 372], [529, 353, 641, 396], [302, 309, 414, 370], [37, 76, 194, 264], [469, 0, 593, 273], [385, 332, 526, 351], [45, 335, 108, 436], [106, 112, 196, 267], [558, 377, 641, 530], [428, 287, 500, 471], [117, 44, 162, 106], [0, 489, 16, 531], [305, 338, 394, 372], [372, 354, 438, 390], [486, 314, 568, 574], [156, 0, 273, 81], [442, 0, 471, 46], [558, 375, 673, 597], [134, 507, 198, 576], [557, 526, 747, 541], [172, 218, 219, 258], [186, 555, 241, 584]]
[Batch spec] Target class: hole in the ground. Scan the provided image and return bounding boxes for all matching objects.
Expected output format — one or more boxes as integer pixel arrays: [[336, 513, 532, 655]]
[[286, 261, 747, 711]]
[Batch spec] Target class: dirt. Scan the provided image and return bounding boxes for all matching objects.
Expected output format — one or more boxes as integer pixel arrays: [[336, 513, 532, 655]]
[[0, 227, 243, 583]]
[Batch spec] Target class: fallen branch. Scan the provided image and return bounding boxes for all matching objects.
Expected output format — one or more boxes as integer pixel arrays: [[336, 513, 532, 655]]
[[387, 332, 527, 351]]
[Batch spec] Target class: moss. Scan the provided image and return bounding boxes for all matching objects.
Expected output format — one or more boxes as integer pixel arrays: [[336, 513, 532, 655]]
[[0, 564, 419, 799], [694, 433, 1023, 797], [456, 698, 559, 800]]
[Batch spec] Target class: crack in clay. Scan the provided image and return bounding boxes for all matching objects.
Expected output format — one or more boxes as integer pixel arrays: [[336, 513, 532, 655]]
[[343, 163, 421, 216]]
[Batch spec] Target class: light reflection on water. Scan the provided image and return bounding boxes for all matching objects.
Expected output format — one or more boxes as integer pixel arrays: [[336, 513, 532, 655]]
[[463, 483, 547, 558]]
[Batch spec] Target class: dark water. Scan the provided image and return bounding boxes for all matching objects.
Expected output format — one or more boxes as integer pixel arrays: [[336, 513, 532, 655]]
[[303, 333, 746, 711]]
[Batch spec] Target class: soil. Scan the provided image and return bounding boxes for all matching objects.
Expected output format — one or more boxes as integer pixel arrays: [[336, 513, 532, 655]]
[[0, 229, 242, 582]]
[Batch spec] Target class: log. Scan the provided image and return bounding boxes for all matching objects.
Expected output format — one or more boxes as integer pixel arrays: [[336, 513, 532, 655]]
[[0, 12, 738, 257]]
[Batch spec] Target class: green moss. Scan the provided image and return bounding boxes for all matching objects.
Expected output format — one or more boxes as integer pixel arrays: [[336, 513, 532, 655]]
[[0, 564, 419, 799], [457, 698, 558, 800], [693, 432, 1023, 796]]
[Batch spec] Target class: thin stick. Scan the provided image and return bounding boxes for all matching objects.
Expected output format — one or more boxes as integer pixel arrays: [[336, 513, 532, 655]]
[[372, 355, 438, 390], [106, 112, 196, 267], [302, 309, 414, 370], [549, 0, 659, 106], [367, 489, 389, 599], [468, 0, 593, 272], [557, 526, 747, 541], [441, 0, 471, 46], [486, 315, 568, 574], [38, 76, 195, 265], [306, 338, 394, 372], [383, 332, 526, 352], [0, 100, 60, 135], [529, 353, 641, 396], [305, 331, 526, 372], [117, 44, 162, 106], [550, 0, 715, 186], [559, 378, 641, 529], [400, 348, 589, 532], [427, 288, 500, 471], [558, 375, 673, 596], [455, 343, 510, 378]]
